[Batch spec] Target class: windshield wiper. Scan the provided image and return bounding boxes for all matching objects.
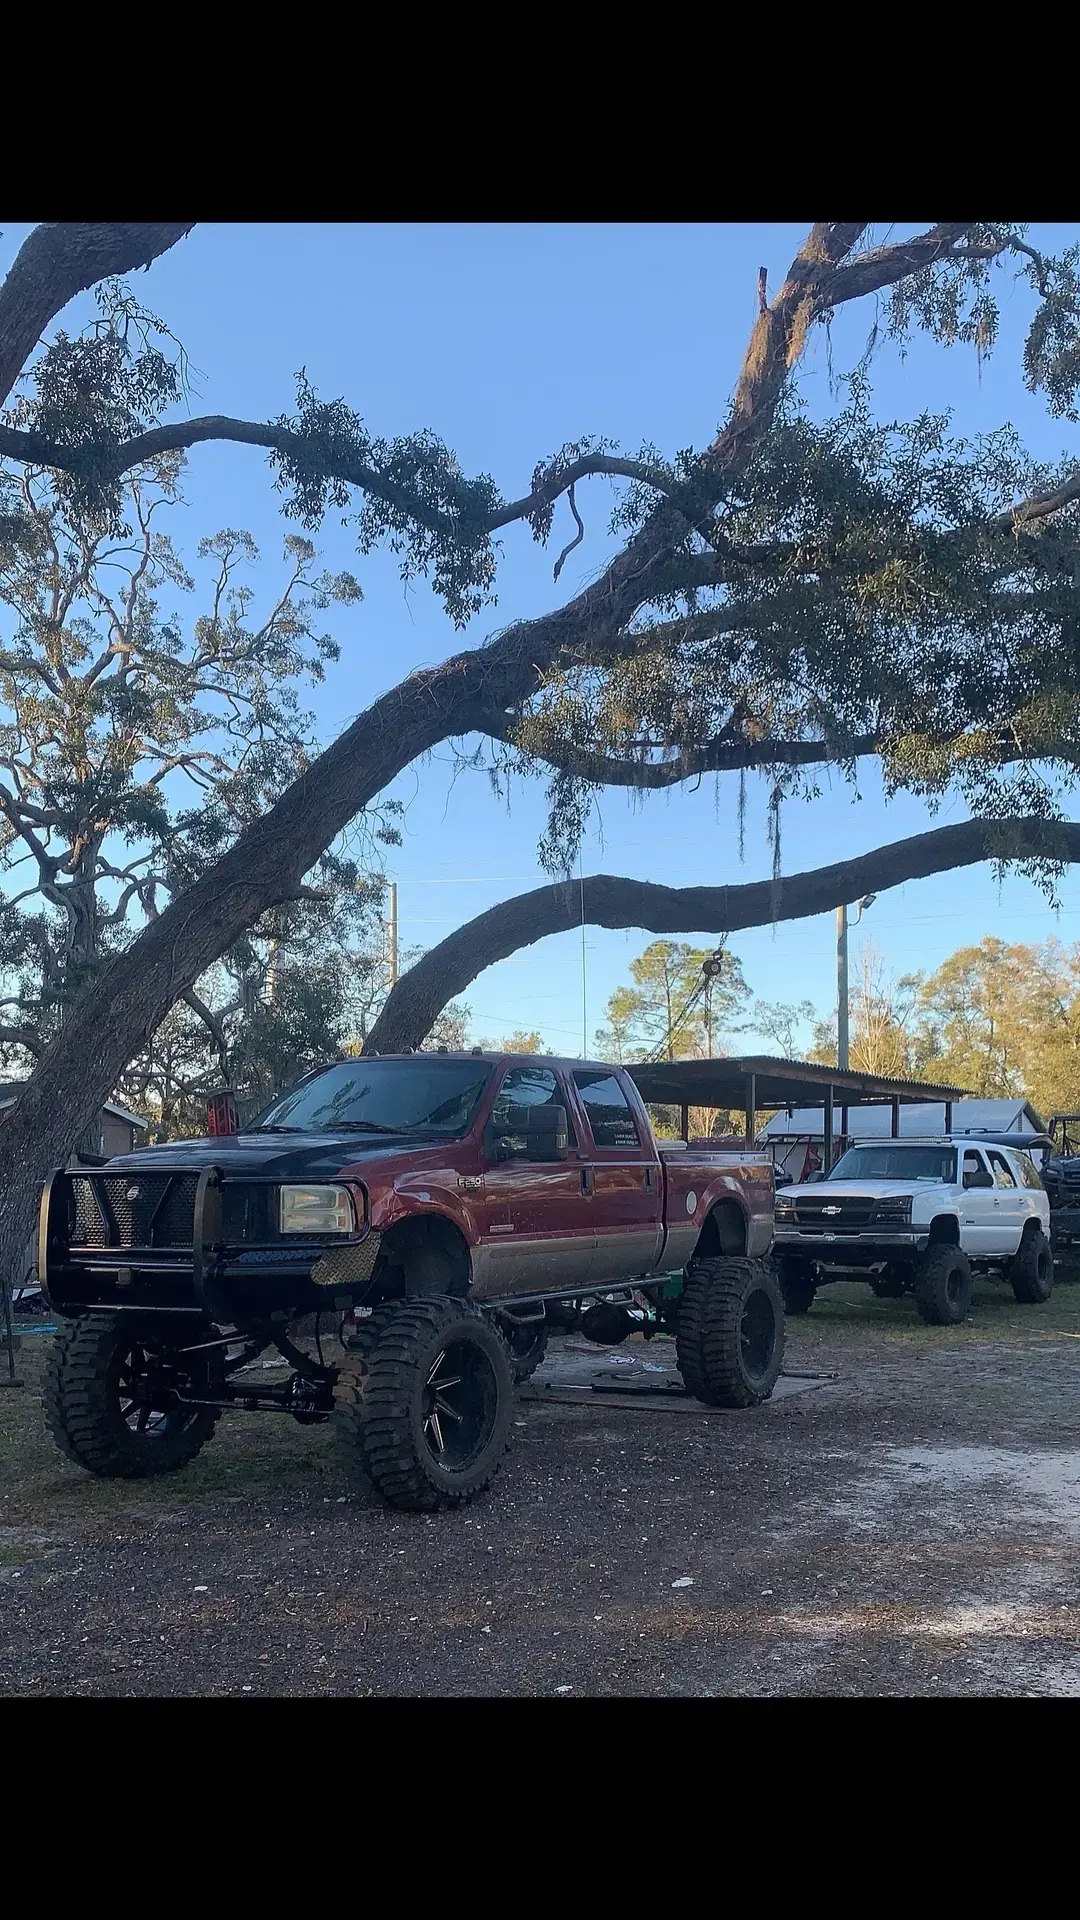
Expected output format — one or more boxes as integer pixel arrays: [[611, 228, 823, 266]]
[[249, 1123, 306, 1134], [328, 1119, 400, 1134]]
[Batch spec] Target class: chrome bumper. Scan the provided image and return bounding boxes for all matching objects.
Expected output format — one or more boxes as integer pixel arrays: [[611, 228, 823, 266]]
[[774, 1226, 926, 1258]]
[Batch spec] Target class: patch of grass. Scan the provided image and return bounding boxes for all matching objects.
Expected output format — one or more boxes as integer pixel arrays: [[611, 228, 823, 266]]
[[793, 1274, 1080, 1349], [0, 1340, 341, 1538]]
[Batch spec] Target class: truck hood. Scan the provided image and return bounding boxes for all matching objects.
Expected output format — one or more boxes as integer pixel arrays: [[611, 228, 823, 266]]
[[776, 1180, 949, 1201], [101, 1131, 447, 1182]]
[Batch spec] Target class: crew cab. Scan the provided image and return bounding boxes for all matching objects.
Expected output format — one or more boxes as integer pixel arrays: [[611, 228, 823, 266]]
[[773, 1134, 1053, 1326], [39, 1052, 779, 1511]]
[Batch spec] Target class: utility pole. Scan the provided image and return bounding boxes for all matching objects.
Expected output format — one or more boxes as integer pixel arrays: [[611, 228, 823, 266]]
[[387, 882, 398, 988], [836, 903, 849, 1072], [837, 894, 877, 1073]]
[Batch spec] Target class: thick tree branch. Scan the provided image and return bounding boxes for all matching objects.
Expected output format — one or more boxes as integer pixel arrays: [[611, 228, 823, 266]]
[[0, 414, 677, 544], [181, 987, 229, 1081], [0, 1022, 43, 1057], [471, 710, 884, 785], [363, 816, 1080, 1054], [0, 223, 194, 408], [820, 222, 978, 305]]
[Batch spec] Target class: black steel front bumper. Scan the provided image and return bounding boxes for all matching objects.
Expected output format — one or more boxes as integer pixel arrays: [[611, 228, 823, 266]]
[[39, 1164, 382, 1324]]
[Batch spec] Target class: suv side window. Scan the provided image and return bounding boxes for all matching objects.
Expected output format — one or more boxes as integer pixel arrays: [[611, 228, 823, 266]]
[[488, 1065, 576, 1159], [962, 1149, 992, 1189], [1018, 1153, 1045, 1191], [988, 1150, 1017, 1189], [572, 1070, 640, 1148]]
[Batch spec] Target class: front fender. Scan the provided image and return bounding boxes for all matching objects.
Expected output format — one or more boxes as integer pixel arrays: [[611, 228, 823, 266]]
[[365, 1172, 485, 1251]]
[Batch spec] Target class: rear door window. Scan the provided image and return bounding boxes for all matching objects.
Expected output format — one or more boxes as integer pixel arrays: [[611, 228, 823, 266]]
[[572, 1071, 641, 1149]]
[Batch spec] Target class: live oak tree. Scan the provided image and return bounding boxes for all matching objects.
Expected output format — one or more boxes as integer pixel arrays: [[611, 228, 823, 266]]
[[4, 220, 1080, 1276], [0, 451, 388, 1073]]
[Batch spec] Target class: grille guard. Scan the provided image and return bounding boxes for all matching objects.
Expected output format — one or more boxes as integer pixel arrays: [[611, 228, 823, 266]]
[[38, 1163, 379, 1322]]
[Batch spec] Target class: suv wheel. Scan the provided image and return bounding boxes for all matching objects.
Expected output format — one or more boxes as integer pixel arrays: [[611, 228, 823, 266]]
[[1010, 1226, 1054, 1304], [915, 1245, 973, 1326], [676, 1257, 784, 1407], [336, 1298, 514, 1512]]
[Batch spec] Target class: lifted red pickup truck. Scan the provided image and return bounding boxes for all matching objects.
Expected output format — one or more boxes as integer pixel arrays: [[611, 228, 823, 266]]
[[39, 1052, 779, 1511]]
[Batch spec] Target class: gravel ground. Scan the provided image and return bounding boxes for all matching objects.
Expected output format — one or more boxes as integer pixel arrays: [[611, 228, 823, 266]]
[[3, 1277, 1080, 1696]]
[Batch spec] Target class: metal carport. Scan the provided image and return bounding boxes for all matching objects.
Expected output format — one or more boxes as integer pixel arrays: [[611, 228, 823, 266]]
[[626, 1056, 967, 1174]]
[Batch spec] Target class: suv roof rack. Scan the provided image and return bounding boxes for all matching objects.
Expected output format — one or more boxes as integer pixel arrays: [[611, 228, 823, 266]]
[[847, 1131, 1050, 1151]]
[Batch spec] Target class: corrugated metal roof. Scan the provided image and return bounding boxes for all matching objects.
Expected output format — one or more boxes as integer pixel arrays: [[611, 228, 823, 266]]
[[627, 1054, 966, 1109], [760, 1096, 1044, 1140]]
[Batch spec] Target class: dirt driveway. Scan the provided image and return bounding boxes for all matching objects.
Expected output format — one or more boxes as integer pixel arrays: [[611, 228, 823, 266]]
[[3, 1279, 1080, 1696]]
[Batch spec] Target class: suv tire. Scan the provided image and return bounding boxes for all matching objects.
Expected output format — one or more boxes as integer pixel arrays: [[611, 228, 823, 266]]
[[676, 1257, 784, 1407], [1010, 1226, 1054, 1304], [915, 1244, 973, 1326]]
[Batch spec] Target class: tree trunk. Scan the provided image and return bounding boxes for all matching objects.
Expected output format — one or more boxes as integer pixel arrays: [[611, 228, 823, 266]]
[[0, 224, 194, 407], [0, 660, 475, 1276], [363, 816, 1080, 1056]]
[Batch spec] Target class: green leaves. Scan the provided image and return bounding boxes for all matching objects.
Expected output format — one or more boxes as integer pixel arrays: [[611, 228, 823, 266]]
[[269, 372, 503, 628], [0, 462, 389, 1073]]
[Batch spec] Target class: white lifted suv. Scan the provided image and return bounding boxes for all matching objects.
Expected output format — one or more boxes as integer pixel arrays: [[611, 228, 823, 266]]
[[773, 1136, 1053, 1326]]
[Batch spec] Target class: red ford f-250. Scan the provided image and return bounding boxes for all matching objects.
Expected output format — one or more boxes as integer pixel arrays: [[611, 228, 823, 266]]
[[39, 1051, 779, 1511]]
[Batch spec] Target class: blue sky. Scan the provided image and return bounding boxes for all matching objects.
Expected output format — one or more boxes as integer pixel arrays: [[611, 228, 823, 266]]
[[3, 221, 1079, 1055]]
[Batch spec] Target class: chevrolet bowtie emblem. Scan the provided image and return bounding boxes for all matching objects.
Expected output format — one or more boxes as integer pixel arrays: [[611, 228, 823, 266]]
[[821, 1204, 841, 1216]]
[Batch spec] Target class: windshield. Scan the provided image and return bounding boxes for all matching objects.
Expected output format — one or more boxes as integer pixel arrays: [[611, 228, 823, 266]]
[[825, 1145, 957, 1183], [254, 1059, 492, 1138]]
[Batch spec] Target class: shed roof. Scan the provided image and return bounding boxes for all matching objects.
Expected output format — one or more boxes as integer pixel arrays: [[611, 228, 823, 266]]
[[0, 1083, 148, 1131], [626, 1055, 966, 1111]]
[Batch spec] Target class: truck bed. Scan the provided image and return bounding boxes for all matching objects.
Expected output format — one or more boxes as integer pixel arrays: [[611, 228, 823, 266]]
[[659, 1141, 774, 1266]]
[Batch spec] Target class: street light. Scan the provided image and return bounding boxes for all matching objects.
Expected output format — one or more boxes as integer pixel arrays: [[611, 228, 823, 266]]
[[836, 893, 876, 1071]]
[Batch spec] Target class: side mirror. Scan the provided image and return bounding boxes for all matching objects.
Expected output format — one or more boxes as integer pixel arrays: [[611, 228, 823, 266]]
[[524, 1103, 568, 1162], [491, 1103, 569, 1162]]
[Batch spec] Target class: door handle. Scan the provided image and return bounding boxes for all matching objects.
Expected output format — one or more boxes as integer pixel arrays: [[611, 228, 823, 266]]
[[581, 1167, 594, 1196], [644, 1166, 657, 1193]]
